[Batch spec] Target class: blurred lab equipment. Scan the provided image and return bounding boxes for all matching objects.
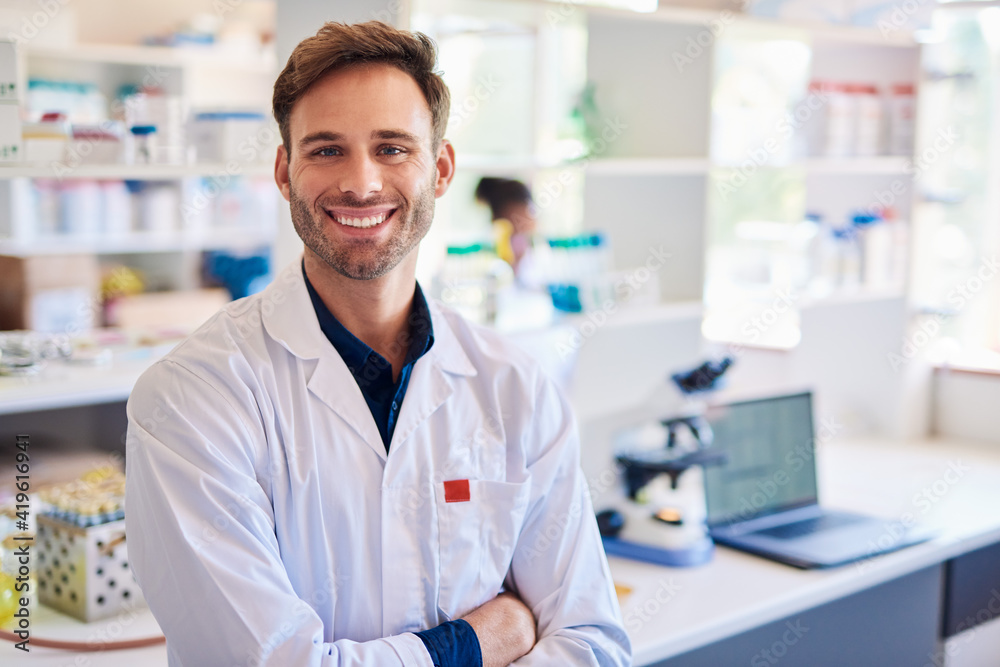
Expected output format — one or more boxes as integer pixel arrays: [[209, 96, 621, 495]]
[[598, 357, 733, 567]]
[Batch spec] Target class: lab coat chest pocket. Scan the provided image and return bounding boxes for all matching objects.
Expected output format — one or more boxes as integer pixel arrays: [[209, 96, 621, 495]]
[[436, 479, 530, 620]]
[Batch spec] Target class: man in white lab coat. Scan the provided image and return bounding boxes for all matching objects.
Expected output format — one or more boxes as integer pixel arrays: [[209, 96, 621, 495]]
[[125, 20, 630, 667]]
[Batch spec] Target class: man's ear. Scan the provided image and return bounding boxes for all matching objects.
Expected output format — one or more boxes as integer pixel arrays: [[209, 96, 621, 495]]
[[434, 139, 456, 198], [275, 144, 291, 202]]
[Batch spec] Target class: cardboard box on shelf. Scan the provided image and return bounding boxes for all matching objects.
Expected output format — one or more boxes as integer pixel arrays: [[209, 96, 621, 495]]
[[0, 102, 21, 162], [0, 253, 100, 332], [107, 288, 230, 333]]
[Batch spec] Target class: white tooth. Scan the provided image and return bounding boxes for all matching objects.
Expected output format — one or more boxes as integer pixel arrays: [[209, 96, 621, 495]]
[[363, 217, 373, 228]]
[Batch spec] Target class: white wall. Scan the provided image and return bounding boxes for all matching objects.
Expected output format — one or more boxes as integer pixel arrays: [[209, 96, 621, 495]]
[[934, 369, 1000, 445], [714, 294, 933, 439]]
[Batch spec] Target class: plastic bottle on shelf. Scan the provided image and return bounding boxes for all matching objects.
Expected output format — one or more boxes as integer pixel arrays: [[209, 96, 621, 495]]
[[99, 180, 133, 236], [879, 206, 910, 289], [805, 81, 835, 157], [791, 212, 822, 292], [888, 83, 916, 156], [129, 125, 158, 164], [581, 233, 613, 310], [833, 225, 862, 290], [32, 179, 61, 236], [851, 211, 891, 290], [854, 84, 883, 157], [60, 180, 102, 236], [138, 183, 179, 234], [824, 82, 854, 158]]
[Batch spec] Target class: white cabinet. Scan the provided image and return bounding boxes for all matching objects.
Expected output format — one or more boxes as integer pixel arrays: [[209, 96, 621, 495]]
[[0, 40, 279, 289], [410, 1, 922, 321]]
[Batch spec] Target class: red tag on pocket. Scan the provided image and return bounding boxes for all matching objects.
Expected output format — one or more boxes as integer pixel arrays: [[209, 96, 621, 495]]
[[444, 479, 470, 503]]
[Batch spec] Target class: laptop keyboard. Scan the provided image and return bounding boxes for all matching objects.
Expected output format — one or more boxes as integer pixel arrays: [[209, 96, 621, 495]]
[[754, 513, 864, 540]]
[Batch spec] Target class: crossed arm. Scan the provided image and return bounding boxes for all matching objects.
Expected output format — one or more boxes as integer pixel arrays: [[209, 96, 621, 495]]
[[463, 592, 536, 667]]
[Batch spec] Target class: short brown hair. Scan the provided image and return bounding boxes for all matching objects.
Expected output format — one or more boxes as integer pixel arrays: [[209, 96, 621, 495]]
[[272, 21, 450, 151]]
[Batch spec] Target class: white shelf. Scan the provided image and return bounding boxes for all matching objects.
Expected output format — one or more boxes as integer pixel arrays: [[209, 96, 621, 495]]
[[0, 162, 274, 181], [573, 2, 918, 47], [586, 157, 711, 175], [709, 156, 911, 174], [0, 353, 164, 415], [456, 154, 566, 174], [0, 227, 276, 255], [455, 155, 712, 175], [27, 43, 277, 74], [802, 156, 911, 174]]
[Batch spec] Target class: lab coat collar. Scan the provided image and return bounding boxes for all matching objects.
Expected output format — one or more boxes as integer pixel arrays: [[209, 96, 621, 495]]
[[260, 259, 477, 459], [260, 259, 477, 379]]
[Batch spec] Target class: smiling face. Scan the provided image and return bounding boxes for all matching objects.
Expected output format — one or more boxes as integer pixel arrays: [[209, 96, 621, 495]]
[[275, 63, 455, 281]]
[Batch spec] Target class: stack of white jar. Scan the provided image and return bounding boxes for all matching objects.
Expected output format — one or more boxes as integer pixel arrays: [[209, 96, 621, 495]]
[[805, 80, 915, 157]]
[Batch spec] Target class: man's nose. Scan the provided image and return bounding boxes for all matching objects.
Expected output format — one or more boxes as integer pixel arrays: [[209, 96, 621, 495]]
[[339, 153, 383, 198]]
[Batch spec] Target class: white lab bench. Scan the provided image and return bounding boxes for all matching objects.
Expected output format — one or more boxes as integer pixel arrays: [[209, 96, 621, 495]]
[[614, 437, 1000, 666], [7, 436, 1000, 666]]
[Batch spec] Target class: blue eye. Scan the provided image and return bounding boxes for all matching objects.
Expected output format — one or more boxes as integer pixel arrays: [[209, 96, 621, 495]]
[[315, 147, 339, 157], [380, 146, 404, 156]]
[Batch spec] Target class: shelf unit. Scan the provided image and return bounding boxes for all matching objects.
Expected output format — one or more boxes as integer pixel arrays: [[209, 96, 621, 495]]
[[0, 39, 279, 293], [0, 161, 273, 181], [411, 0, 922, 311], [27, 43, 276, 73]]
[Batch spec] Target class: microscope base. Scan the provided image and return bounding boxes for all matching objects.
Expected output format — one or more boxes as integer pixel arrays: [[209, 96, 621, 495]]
[[602, 535, 715, 567]]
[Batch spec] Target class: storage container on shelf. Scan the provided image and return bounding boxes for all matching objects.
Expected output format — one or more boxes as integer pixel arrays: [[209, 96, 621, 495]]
[[59, 180, 102, 236], [888, 83, 915, 156], [545, 232, 615, 313], [136, 183, 179, 234], [119, 87, 186, 164], [823, 82, 855, 158], [434, 243, 511, 326], [188, 111, 273, 164], [21, 115, 70, 163], [803, 80, 834, 157], [99, 180, 133, 236], [69, 124, 125, 164], [853, 84, 883, 156], [26, 80, 107, 125], [128, 125, 158, 164]]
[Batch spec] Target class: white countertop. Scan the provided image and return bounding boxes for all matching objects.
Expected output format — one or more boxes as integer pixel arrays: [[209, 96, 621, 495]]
[[613, 437, 1000, 666], [5, 437, 999, 666], [0, 348, 167, 415]]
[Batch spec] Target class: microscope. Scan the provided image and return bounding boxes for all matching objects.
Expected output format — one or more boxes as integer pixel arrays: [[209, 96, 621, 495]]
[[597, 358, 732, 567]]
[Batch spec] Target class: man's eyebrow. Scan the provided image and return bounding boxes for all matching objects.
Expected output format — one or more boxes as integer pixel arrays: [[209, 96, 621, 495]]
[[298, 131, 343, 147], [296, 129, 424, 148], [372, 129, 423, 144]]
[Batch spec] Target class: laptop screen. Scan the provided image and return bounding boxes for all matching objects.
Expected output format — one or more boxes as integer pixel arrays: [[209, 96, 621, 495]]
[[703, 392, 819, 527]]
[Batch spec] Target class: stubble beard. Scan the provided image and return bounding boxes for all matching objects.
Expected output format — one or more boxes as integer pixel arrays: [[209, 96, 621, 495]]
[[289, 172, 437, 281]]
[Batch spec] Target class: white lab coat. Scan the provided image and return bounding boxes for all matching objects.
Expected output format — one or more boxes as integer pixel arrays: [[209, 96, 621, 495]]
[[125, 260, 631, 666]]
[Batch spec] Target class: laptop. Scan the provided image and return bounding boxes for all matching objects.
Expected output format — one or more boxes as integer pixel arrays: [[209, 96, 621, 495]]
[[702, 392, 933, 569]]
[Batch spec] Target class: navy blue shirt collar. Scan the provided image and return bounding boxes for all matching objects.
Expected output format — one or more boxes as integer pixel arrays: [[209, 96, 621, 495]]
[[302, 263, 434, 451]]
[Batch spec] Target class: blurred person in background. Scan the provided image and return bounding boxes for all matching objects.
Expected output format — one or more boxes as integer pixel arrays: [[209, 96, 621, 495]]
[[475, 177, 541, 285]]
